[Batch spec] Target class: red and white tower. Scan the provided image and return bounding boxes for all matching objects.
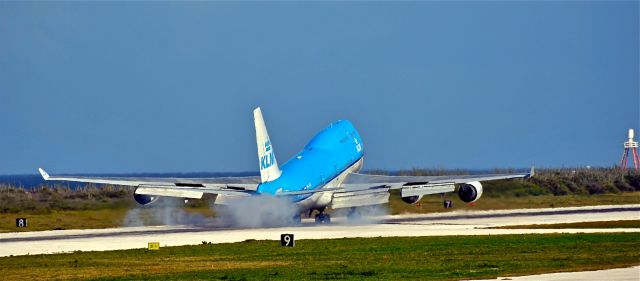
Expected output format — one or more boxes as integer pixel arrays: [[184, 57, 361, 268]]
[[620, 129, 639, 171]]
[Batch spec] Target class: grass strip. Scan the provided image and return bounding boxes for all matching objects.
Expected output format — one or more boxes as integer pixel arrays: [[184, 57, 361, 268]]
[[0, 233, 638, 281]]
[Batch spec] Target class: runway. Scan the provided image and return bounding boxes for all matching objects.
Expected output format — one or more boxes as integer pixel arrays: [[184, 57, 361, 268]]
[[0, 204, 638, 257], [472, 266, 640, 281]]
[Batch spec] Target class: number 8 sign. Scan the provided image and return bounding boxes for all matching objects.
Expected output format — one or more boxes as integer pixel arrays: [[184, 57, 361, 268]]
[[16, 218, 27, 228], [280, 234, 294, 247]]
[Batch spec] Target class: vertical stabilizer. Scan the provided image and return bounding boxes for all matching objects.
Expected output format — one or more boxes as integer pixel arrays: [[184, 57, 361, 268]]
[[254, 107, 282, 183]]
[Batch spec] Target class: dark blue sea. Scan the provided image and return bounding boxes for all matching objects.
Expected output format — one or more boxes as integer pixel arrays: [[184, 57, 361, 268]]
[[0, 172, 258, 189]]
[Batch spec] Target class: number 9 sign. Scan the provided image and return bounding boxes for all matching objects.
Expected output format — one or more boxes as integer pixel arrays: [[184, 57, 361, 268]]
[[280, 234, 294, 247]]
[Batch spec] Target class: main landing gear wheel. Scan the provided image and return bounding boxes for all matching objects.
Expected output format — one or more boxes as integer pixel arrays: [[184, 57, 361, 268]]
[[314, 213, 331, 224]]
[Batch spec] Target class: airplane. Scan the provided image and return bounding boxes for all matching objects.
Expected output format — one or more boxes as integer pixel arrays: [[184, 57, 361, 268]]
[[39, 107, 533, 224]]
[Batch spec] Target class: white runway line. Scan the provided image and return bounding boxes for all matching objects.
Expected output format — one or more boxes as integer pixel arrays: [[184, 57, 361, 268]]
[[0, 204, 638, 257], [0, 225, 191, 240], [470, 266, 640, 281]]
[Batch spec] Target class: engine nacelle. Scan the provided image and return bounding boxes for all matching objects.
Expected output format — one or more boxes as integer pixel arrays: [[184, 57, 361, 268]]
[[458, 181, 483, 203], [401, 195, 423, 204], [133, 193, 159, 205]]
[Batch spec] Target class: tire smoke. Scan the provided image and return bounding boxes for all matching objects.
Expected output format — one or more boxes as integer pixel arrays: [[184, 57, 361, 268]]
[[215, 195, 300, 228], [333, 204, 388, 225], [122, 197, 217, 227]]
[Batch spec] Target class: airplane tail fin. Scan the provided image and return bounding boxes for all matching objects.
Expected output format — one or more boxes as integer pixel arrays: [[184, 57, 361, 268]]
[[254, 107, 282, 183]]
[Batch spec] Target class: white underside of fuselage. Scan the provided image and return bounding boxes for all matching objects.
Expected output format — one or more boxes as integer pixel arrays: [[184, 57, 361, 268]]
[[294, 157, 364, 213]]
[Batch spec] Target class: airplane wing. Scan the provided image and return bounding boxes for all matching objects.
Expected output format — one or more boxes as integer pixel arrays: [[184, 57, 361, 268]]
[[277, 167, 534, 209], [38, 168, 259, 198], [341, 168, 535, 189], [278, 167, 534, 196]]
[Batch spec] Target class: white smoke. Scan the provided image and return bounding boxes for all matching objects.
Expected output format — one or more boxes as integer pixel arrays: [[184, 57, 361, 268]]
[[333, 204, 388, 225], [215, 195, 300, 228], [121, 195, 387, 228], [122, 207, 144, 227], [122, 197, 217, 227]]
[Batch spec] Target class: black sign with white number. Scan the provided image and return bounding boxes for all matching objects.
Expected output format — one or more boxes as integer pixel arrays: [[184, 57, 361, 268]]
[[443, 200, 453, 209], [16, 218, 27, 228], [280, 234, 294, 247]]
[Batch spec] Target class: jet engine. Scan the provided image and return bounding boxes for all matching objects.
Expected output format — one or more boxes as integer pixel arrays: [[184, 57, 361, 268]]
[[457, 181, 483, 203], [401, 195, 423, 204], [133, 193, 159, 205]]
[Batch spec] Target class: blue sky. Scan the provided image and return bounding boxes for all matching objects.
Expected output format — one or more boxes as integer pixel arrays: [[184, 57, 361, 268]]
[[1, 2, 638, 174]]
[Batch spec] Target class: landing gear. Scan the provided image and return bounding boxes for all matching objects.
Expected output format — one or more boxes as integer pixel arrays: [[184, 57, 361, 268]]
[[315, 213, 331, 224], [311, 207, 331, 224]]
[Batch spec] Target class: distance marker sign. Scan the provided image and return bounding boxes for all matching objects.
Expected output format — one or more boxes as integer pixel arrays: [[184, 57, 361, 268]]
[[280, 234, 295, 247], [148, 242, 160, 250], [16, 218, 27, 228]]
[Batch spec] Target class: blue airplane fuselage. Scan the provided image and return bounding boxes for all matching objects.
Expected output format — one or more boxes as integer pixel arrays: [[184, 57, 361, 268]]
[[256, 120, 364, 202]]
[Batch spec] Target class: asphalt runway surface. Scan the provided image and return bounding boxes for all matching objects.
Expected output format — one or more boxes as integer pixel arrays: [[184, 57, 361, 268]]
[[1, 204, 638, 258], [472, 266, 640, 281]]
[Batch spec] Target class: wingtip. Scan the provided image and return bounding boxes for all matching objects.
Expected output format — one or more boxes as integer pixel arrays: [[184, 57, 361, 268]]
[[526, 166, 535, 179], [38, 168, 50, 180]]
